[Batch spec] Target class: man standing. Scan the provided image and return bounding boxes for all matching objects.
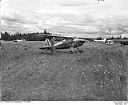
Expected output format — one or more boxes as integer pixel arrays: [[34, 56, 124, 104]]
[[50, 37, 55, 54]]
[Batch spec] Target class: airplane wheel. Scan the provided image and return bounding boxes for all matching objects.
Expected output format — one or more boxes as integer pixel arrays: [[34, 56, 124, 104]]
[[79, 50, 83, 53], [69, 51, 73, 54], [121, 44, 124, 46]]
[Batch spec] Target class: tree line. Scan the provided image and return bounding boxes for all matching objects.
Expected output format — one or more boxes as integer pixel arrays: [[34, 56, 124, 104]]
[[1, 31, 128, 41], [96, 36, 128, 40], [0, 29, 51, 41]]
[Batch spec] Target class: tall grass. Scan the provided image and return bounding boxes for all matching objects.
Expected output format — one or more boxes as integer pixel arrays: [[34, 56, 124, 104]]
[[1, 42, 127, 101]]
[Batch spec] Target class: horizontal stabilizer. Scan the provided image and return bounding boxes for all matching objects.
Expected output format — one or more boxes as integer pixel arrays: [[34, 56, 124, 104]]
[[39, 46, 51, 50]]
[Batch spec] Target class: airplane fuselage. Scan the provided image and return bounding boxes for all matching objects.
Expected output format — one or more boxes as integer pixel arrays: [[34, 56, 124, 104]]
[[54, 39, 85, 49], [93, 39, 107, 43]]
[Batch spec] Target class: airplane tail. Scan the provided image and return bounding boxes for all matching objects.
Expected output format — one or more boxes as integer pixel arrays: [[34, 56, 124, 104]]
[[104, 38, 107, 43], [45, 39, 51, 46]]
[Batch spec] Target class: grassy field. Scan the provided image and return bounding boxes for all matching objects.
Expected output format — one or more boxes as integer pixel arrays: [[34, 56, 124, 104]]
[[0, 41, 128, 101]]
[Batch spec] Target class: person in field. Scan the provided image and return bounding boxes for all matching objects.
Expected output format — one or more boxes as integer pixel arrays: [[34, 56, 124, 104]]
[[50, 37, 55, 53]]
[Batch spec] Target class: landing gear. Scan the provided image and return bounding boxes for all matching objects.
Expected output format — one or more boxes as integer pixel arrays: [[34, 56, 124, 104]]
[[69, 47, 83, 54], [69, 50, 73, 54], [77, 47, 83, 53], [42, 49, 51, 54], [69, 46, 74, 54], [79, 49, 83, 53]]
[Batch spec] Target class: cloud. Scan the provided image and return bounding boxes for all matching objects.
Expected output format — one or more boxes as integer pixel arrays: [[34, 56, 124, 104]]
[[60, 0, 97, 7], [1, 8, 39, 33], [1, 0, 128, 37]]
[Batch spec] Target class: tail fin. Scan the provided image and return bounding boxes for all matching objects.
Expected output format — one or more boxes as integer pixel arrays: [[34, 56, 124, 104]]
[[45, 39, 51, 46]]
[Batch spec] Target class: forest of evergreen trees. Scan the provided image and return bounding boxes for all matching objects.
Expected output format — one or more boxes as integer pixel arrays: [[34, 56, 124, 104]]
[[0, 29, 52, 41]]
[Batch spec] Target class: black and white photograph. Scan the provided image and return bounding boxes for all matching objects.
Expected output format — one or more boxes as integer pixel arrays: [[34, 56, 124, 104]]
[[0, 0, 128, 102]]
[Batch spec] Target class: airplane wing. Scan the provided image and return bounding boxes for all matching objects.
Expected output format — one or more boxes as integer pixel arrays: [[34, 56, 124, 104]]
[[30, 33, 73, 41]]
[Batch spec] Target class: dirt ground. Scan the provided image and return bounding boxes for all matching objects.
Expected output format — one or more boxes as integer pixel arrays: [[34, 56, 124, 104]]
[[0, 41, 128, 101]]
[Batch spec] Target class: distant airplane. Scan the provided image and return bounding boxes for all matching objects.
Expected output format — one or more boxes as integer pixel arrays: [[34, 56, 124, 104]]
[[120, 41, 128, 46], [94, 38, 115, 45], [93, 38, 107, 43], [13, 39, 26, 42], [39, 38, 86, 53], [105, 40, 114, 45]]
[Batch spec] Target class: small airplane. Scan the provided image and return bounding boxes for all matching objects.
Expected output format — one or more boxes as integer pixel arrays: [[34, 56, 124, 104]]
[[93, 38, 115, 45], [13, 39, 26, 42], [105, 40, 114, 45], [93, 38, 107, 43], [39, 38, 86, 53]]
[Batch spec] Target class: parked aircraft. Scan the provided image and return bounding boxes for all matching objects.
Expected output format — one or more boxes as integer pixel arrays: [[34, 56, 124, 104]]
[[93, 38, 115, 45], [39, 38, 86, 53], [120, 41, 128, 46], [105, 40, 114, 45], [13, 39, 26, 42], [93, 38, 107, 43]]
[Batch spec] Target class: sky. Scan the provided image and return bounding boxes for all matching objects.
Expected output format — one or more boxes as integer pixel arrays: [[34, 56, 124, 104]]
[[1, 0, 128, 37]]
